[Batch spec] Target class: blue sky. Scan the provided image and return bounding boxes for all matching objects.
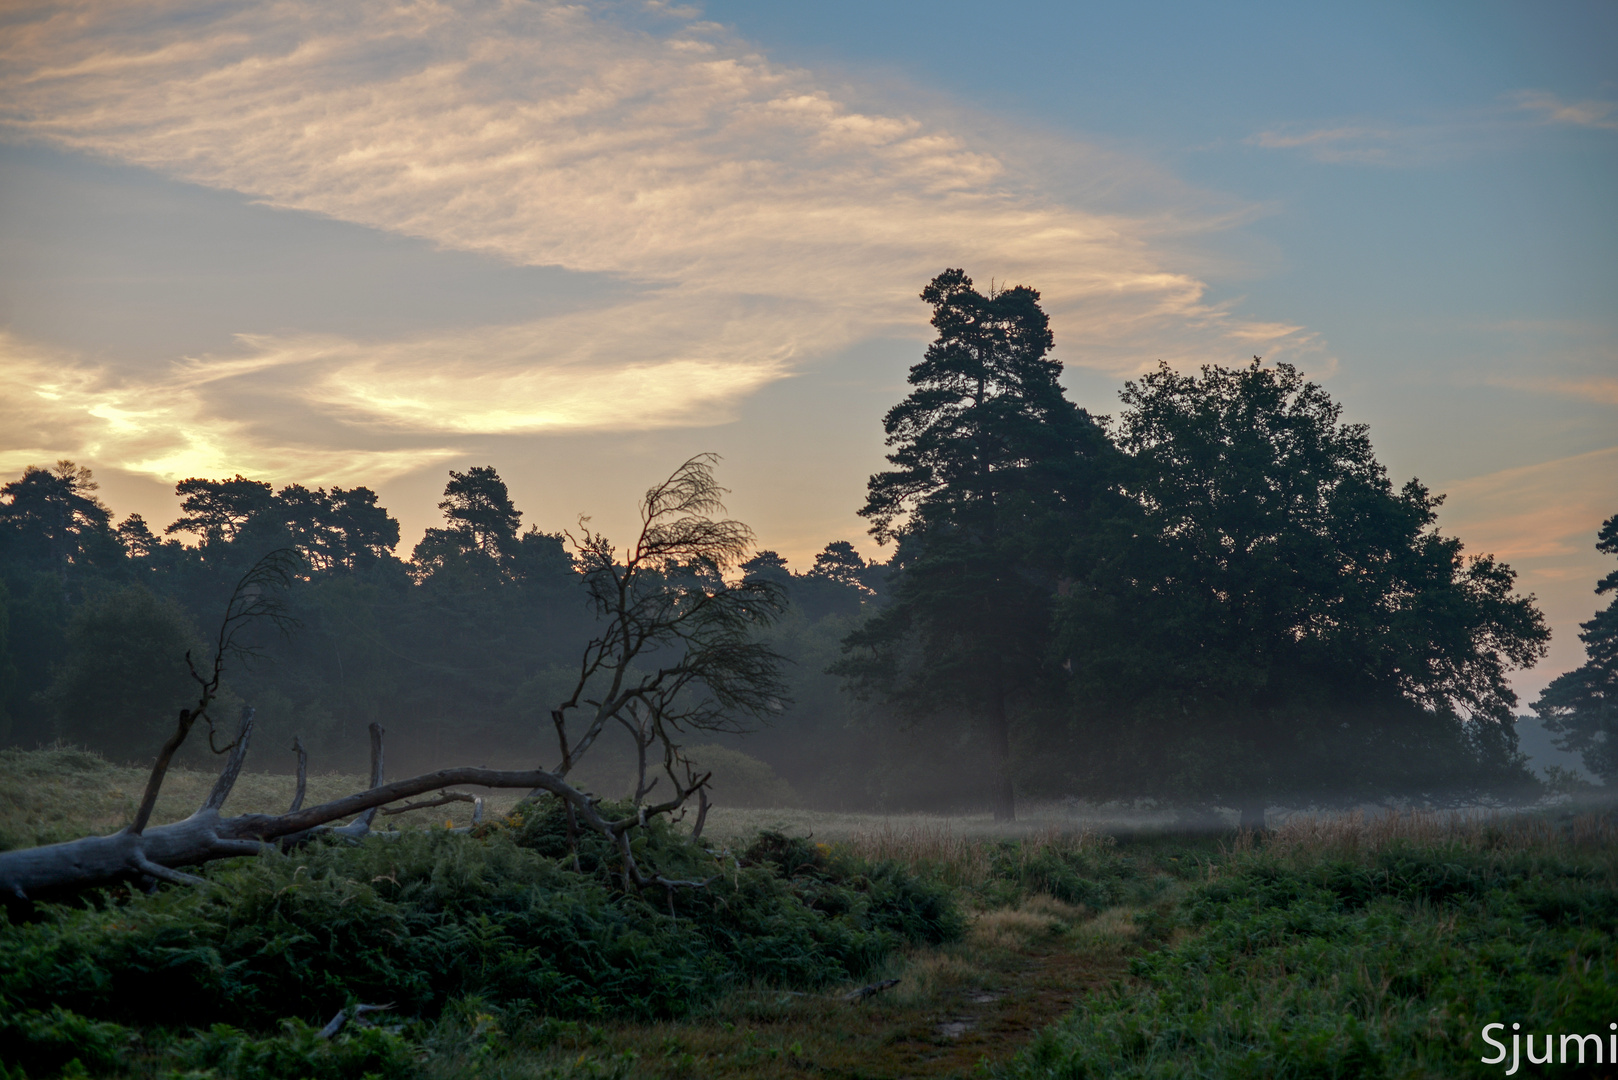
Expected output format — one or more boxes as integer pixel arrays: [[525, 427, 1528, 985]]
[[0, 0, 1612, 697]]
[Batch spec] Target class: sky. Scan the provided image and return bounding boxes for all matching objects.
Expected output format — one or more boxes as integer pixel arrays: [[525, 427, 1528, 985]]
[[0, 0, 1613, 699]]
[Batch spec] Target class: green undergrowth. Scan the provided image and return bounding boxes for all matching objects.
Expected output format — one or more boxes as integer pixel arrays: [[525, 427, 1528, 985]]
[[999, 834, 1618, 1080], [0, 802, 960, 1078]]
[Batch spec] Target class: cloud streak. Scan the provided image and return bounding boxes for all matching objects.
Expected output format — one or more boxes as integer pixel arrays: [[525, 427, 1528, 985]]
[[0, 332, 459, 484], [1439, 446, 1618, 564], [1249, 88, 1618, 166], [0, 0, 1317, 483], [1512, 90, 1618, 132]]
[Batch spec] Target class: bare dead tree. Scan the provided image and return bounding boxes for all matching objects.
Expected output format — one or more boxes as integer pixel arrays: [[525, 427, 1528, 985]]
[[544, 454, 788, 786], [128, 548, 300, 837], [0, 702, 720, 900], [0, 457, 789, 900]]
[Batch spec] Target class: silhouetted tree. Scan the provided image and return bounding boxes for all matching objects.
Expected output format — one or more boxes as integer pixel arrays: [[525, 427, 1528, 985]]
[[166, 475, 275, 545], [547, 455, 789, 793], [439, 466, 523, 558], [116, 513, 163, 560], [740, 550, 792, 587], [325, 486, 402, 570], [836, 269, 1110, 820], [0, 461, 118, 585], [1533, 512, 1618, 783], [809, 541, 870, 591], [1059, 359, 1548, 823]]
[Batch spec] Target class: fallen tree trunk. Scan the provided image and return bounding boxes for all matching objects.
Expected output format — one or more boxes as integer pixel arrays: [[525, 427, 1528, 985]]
[[0, 706, 706, 902]]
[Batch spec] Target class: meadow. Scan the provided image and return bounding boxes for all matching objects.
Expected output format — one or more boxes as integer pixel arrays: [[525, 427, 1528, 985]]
[[2, 748, 1614, 1079]]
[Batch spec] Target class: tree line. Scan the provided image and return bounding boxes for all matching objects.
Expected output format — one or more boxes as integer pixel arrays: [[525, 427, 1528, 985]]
[[1, 269, 1594, 821]]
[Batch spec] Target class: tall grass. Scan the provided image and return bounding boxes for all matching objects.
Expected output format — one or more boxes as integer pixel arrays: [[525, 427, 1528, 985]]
[[840, 820, 1108, 891], [1261, 805, 1618, 855]]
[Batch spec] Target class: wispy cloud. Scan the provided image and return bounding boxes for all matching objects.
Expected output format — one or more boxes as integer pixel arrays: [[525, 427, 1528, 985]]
[[1511, 90, 1618, 131], [1439, 446, 1618, 563], [1484, 374, 1618, 407], [1247, 125, 1406, 164], [1242, 117, 1508, 165], [1249, 87, 1617, 166], [0, 332, 460, 484], [0, 0, 1317, 483]]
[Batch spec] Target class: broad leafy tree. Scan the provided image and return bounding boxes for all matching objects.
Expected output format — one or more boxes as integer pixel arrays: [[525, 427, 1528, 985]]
[[837, 269, 1111, 820], [1057, 360, 1548, 822], [1533, 512, 1618, 783]]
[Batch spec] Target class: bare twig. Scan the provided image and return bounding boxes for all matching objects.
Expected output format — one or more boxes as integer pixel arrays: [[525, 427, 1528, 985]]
[[378, 791, 479, 816], [129, 549, 299, 835]]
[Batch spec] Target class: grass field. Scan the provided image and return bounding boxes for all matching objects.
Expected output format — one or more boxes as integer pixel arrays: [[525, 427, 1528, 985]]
[[2, 747, 1615, 1079], [0, 745, 1178, 853]]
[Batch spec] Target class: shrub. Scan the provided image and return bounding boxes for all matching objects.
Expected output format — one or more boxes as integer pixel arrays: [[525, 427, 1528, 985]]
[[0, 815, 960, 1075]]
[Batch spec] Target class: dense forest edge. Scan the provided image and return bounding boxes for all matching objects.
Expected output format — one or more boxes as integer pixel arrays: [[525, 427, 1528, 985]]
[[2, 269, 1607, 818], [1, 268, 1615, 1077]]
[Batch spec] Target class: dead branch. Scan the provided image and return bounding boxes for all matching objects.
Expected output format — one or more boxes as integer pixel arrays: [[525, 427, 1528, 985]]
[[378, 791, 479, 816], [0, 740, 708, 899], [130, 550, 298, 834], [692, 787, 711, 839], [201, 706, 256, 812], [288, 736, 307, 813], [128, 708, 200, 836], [2, 465, 784, 902], [330, 723, 386, 839]]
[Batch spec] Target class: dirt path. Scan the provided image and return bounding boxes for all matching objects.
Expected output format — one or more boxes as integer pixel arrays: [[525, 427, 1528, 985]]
[[814, 940, 1131, 1079], [540, 904, 1139, 1079]]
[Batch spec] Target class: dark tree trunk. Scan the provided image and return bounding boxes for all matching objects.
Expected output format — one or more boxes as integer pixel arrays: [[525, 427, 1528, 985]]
[[987, 686, 1016, 822], [1239, 797, 1267, 832]]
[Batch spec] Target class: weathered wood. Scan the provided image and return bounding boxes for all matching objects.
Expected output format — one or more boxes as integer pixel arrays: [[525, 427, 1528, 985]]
[[0, 759, 690, 899], [288, 737, 307, 813], [378, 791, 478, 816], [202, 706, 256, 812]]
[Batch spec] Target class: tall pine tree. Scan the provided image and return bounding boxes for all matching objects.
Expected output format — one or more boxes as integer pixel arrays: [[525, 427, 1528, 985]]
[[836, 269, 1109, 820]]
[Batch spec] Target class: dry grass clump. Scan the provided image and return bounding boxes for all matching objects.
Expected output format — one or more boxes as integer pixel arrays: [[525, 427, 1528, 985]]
[[970, 907, 1069, 950], [1259, 805, 1618, 856]]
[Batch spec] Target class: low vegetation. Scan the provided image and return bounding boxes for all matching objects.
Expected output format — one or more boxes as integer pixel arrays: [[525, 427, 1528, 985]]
[[2, 747, 1613, 1078], [1000, 809, 1618, 1080], [0, 757, 960, 1079]]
